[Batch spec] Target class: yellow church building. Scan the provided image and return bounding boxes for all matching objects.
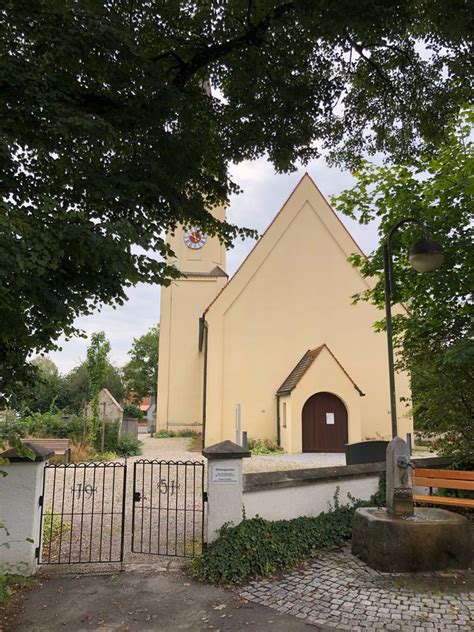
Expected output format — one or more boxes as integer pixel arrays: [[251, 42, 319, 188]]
[[156, 174, 413, 452]]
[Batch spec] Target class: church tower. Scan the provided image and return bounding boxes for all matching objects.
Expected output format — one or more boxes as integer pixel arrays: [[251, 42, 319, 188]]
[[156, 207, 227, 432]]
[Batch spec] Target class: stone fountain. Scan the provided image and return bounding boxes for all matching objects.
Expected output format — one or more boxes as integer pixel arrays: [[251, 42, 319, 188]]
[[352, 437, 471, 572]]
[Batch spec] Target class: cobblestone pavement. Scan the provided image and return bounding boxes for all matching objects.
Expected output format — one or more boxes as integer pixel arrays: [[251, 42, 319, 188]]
[[238, 545, 474, 631]]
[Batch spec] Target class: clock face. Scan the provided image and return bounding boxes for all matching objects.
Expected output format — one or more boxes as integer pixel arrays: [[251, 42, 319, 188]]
[[184, 227, 207, 250]]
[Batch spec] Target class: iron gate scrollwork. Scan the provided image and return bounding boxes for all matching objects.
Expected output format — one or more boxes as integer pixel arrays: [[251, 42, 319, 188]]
[[37, 462, 127, 565], [132, 460, 206, 557]]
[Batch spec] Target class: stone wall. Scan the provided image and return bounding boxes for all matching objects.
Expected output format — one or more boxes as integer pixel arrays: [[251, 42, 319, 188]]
[[242, 457, 452, 522]]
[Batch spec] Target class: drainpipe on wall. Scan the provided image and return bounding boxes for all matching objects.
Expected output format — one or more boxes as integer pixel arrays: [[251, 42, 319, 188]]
[[199, 316, 209, 449], [276, 394, 281, 447]]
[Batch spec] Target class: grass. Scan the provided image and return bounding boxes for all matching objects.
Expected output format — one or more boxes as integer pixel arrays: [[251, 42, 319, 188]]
[[0, 572, 35, 606], [187, 433, 203, 452], [42, 509, 70, 544], [48, 439, 94, 465], [184, 539, 203, 557]]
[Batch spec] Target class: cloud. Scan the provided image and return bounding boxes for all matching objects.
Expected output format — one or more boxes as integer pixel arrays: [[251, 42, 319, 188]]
[[48, 156, 379, 374]]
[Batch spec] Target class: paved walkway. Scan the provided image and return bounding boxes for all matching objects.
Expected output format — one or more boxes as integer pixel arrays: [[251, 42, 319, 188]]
[[238, 545, 474, 631]]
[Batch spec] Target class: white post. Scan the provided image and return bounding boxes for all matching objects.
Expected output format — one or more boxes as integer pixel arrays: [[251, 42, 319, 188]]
[[235, 403, 241, 446], [202, 440, 250, 543], [0, 444, 53, 575]]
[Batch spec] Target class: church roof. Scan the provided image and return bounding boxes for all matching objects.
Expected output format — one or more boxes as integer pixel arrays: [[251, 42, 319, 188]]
[[276, 344, 365, 396], [184, 266, 228, 278]]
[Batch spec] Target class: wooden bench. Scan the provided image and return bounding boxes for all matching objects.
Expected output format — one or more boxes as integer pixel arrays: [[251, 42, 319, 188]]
[[22, 438, 71, 461], [413, 468, 474, 509]]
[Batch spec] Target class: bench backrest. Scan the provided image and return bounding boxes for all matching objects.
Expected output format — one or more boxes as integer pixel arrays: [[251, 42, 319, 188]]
[[413, 468, 474, 491], [23, 438, 70, 449]]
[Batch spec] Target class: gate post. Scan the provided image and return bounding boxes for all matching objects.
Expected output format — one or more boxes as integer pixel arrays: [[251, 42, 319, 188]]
[[0, 443, 54, 575], [202, 440, 250, 543]]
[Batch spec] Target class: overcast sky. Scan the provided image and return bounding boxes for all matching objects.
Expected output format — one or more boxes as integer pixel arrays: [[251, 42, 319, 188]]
[[48, 155, 380, 374]]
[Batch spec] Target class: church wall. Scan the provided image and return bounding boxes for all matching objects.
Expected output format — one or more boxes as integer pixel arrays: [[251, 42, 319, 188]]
[[204, 176, 412, 451], [204, 312, 225, 446]]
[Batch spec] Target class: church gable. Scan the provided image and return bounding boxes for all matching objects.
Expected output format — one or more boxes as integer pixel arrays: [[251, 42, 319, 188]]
[[205, 173, 369, 318]]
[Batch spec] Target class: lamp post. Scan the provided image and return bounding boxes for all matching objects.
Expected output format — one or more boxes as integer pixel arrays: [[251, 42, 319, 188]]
[[383, 218, 444, 438]]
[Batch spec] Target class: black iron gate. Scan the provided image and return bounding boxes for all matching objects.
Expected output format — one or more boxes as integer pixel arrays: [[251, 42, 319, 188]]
[[132, 459, 206, 557], [37, 462, 127, 565]]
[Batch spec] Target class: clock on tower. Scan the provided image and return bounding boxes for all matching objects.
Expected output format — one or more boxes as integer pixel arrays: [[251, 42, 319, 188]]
[[183, 227, 207, 250], [166, 206, 226, 275]]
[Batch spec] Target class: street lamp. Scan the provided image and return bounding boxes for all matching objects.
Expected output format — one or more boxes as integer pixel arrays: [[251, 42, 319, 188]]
[[383, 218, 444, 438]]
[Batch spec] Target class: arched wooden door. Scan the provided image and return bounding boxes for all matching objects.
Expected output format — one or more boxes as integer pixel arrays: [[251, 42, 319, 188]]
[[302, 392, 348, 453]]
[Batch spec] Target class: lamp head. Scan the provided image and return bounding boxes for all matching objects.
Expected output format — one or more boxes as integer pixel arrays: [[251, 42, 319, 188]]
[[408, 238, 444, 273]]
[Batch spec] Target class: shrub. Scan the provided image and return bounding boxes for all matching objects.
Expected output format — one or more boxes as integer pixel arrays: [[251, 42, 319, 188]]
[[192, 501, 363, 584], [122, 403, 145, 420], [155, 429, 198, 438], [1, 410, 85, 441], [93, 420, 120, 452], [155, 429, 176, 438], [116, 433, 142, 456], [248, 437, 285, 455], [0, 411, 30, 438], [67, 439, 94, 463], [91, 451, 118, 462], [27, 411, 84, 439]]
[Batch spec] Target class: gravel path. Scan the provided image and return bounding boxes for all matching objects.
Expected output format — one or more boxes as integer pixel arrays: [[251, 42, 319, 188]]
[[132, 436, 350, 472], [40, 437, 206, 571]]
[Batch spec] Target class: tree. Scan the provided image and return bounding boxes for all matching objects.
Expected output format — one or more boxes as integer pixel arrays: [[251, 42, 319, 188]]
[[61, 362, 124, 414], [85, 331, 111, 442], [123, 325, 159, 401], [9, 357, 64, 413], [1, 1, 472, 400], [333, 110, 473, 461]]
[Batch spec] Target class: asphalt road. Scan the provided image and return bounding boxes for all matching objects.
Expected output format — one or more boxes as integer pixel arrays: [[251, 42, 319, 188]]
[[12, 568, 318, 631]]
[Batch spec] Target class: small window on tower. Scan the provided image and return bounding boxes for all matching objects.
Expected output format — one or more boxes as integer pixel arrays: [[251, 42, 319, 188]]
[[282, 402, 287, 428]]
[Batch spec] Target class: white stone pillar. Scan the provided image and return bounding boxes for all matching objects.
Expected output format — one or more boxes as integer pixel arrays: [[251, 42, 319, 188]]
[[0, 444, 53, 575], [202, 440, 250, 543]]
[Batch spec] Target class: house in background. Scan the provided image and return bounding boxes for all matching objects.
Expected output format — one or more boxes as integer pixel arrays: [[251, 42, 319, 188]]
[[135, 394, 156, 434], [87, 388, 123, 426], [146, 393, 157, 433], [156, 174, 413, 452]]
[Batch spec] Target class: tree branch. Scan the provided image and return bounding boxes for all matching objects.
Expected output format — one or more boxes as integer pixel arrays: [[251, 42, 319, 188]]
[[345, 34, 394, 90], [171, 2, 295, 88]]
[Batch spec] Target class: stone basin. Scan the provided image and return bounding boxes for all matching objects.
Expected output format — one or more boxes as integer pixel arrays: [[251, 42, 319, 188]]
[[352, 506, 471, 572]]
